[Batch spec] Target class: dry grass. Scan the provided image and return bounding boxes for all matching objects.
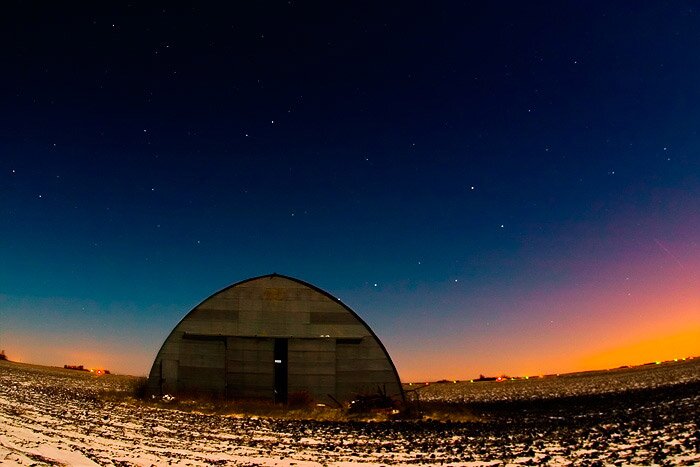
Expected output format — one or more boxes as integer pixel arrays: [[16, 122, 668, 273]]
[[139, 394, 396, 422]]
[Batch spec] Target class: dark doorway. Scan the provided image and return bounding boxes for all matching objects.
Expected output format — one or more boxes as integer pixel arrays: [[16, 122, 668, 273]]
[[273, 338, 288, 403]]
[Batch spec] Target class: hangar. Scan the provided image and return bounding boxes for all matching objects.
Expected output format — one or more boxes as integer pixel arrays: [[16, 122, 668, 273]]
[[147, 274, 404, 404]]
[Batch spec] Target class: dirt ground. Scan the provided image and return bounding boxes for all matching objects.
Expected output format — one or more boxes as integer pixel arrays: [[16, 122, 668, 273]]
[[0, 359, 698, 466]]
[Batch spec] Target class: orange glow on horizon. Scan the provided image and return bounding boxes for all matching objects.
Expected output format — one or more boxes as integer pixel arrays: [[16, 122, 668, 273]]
[[3, 328, 698, 381], [3, 245, 698, 381], [0, 332, 153, 376], [394, 248, 700, 381], [395, 321, 700, 381], [578, 325, 700, 370]]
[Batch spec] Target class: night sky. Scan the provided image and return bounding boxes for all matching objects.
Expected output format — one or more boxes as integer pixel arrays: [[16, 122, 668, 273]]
[[2, 3, 699, 379]]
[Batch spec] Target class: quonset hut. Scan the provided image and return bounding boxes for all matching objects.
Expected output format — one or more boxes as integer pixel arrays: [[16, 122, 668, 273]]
[[147, 274, 403, 404]]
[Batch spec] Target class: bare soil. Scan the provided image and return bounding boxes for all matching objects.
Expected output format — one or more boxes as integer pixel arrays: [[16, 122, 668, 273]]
[[0, 359, 698, 466]]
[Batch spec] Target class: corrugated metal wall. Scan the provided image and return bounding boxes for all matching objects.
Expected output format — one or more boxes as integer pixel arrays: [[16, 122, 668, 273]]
[[288, 338, 336, 399], [226, 337, 274, 399], [148, 275, 403, 403]]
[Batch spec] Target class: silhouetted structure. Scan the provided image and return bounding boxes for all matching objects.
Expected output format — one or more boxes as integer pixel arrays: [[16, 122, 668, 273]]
[[147, 274, 403, 404]]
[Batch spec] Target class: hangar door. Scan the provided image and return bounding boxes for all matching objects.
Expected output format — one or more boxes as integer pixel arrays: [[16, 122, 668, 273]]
[[226, 337, 274, 399], [288, 338, 336, 401], [173, 336, 338, 402], [225, 336, 336, 402]]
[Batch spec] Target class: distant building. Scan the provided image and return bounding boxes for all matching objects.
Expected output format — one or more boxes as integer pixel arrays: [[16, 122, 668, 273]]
[[147, 274, 403, 404]]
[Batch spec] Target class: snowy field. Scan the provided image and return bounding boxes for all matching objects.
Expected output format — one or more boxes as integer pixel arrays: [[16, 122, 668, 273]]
[[0, 359, 698, 466], [405, 359, 700, 403]]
